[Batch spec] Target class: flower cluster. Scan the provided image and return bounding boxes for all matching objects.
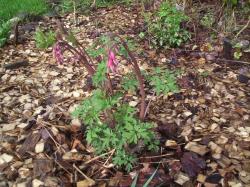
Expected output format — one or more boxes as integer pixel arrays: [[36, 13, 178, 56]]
[[107, 50, 118, 73], [53, 42, 64, 65]]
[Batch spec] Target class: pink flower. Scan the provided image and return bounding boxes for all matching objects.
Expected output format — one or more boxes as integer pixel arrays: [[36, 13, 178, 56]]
[[107, 50, 118, 73], [53, 42, 64, 65]]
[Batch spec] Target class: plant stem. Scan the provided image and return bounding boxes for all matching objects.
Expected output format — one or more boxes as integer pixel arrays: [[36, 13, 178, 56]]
[[56, 20, 95, 72], [235, 18, 250, 39], [62, 41, 95, 75], [106, 73, 113, 94], [113, 34, 146, 121]]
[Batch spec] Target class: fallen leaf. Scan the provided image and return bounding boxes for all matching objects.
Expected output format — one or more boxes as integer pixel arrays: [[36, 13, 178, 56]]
[[205, 173, 222, 184], [0, 153, 13, 164], [175, 172, 190, 185], [165, 140, 178, 148], [158, 123, 178, 139], [33, 159, 53, 177], [18, 133, 41, 157], [185, 142, 209, 156], [181, 152, 206, 177], [77, 179, 95, 187], [198, 58, 206, 65]]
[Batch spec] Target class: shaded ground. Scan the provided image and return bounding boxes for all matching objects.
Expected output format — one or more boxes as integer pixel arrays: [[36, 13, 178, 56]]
[[0, 3, 250, 187]]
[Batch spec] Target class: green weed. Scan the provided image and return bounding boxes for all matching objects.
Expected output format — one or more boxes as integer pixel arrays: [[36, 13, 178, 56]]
[[148, 67, 179, 95], [35, 28, 56, 49], [145, 1, 190, 48]]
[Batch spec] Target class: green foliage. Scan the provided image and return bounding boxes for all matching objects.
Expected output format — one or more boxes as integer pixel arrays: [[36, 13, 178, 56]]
[[58, 0, 127, 13], [145, 1, 190, 48], [148, 68, 179, 95], [34, 29, 56, 49], [121, 73, 138, 92], [201, 12, 215, 28], [233, 41, 245, 60], [0, 0, 48, 22], [87, 47, 106, 59], [72, 90, 158, 171], [199, 71, 210, 77], [71, 35, 159, 172], [0, 17, 21, 47], [118, 38, 138, 58], [0, 0, 48, 47], [94, 0, 123, 7], [92, 61, 107, 86], [58, 0, 75, 13], [72, 89, 120, 125], [113, 149, 137, 171], [0, 21, 11, 47], [234, 51, 242, 59], [223, 0, 238, 6], [89, 35, 139, 59]]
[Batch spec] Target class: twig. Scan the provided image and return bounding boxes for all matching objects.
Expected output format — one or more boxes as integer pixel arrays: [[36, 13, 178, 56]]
[[42, 121, 70, 130], [73, 164, 94, 182], [84, 149, 115, 165], [55, 160, 73, 176], [235, 18, 250, 39], [144, 91, 156, 119], [139, 153, 174, 159], [40, 123, 66, 153], [103, 149, 115, 167], [45, 153, 72, 176], [210, 76, 249, 93], [217, 58, 250, 65], [139, 160, 179, 164]]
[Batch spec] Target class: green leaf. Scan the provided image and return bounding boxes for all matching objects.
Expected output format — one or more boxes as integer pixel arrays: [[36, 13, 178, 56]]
[[234, 51, 242, 59], [130, 173, 139, 187], [146, 1, 190, 47], [92, 61, 107, 86], [87, 47, 105, 58], [143, 164, 160, 187], [148, 67, 179, 95], [0, 21, 12, 47], [122, 73, 138, 92], [34, 28, 56, 49], [73, 87, 158, 172]]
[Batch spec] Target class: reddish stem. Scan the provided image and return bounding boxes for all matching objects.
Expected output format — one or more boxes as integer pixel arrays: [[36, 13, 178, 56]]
[[56, 20, 95, 75], [106, 73, 114, 94], [113, 34, 146, 121], [62, 41, 95, 75]]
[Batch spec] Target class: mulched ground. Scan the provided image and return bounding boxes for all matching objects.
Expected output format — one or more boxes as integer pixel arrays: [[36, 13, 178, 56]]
[[0, 3, 250, 187]]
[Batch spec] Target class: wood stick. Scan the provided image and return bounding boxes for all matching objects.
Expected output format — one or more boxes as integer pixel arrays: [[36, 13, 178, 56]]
[[217, 58, 250, 65], [84, 149, 115, 165]]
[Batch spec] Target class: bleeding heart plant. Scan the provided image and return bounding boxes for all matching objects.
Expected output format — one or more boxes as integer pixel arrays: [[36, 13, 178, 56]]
[[52, 20, 179, 171]]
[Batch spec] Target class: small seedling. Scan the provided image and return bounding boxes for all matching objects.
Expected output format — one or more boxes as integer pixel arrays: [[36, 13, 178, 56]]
[[35, 28, 56, 49], [0, 21, 11, 47], [201, 12, 215, 28], [0, 17, 22, 47], [121, 73, 138, 92], [145, 1, 190, 48], [148, 67, 179, 95], [199, 71, 210, 77]]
